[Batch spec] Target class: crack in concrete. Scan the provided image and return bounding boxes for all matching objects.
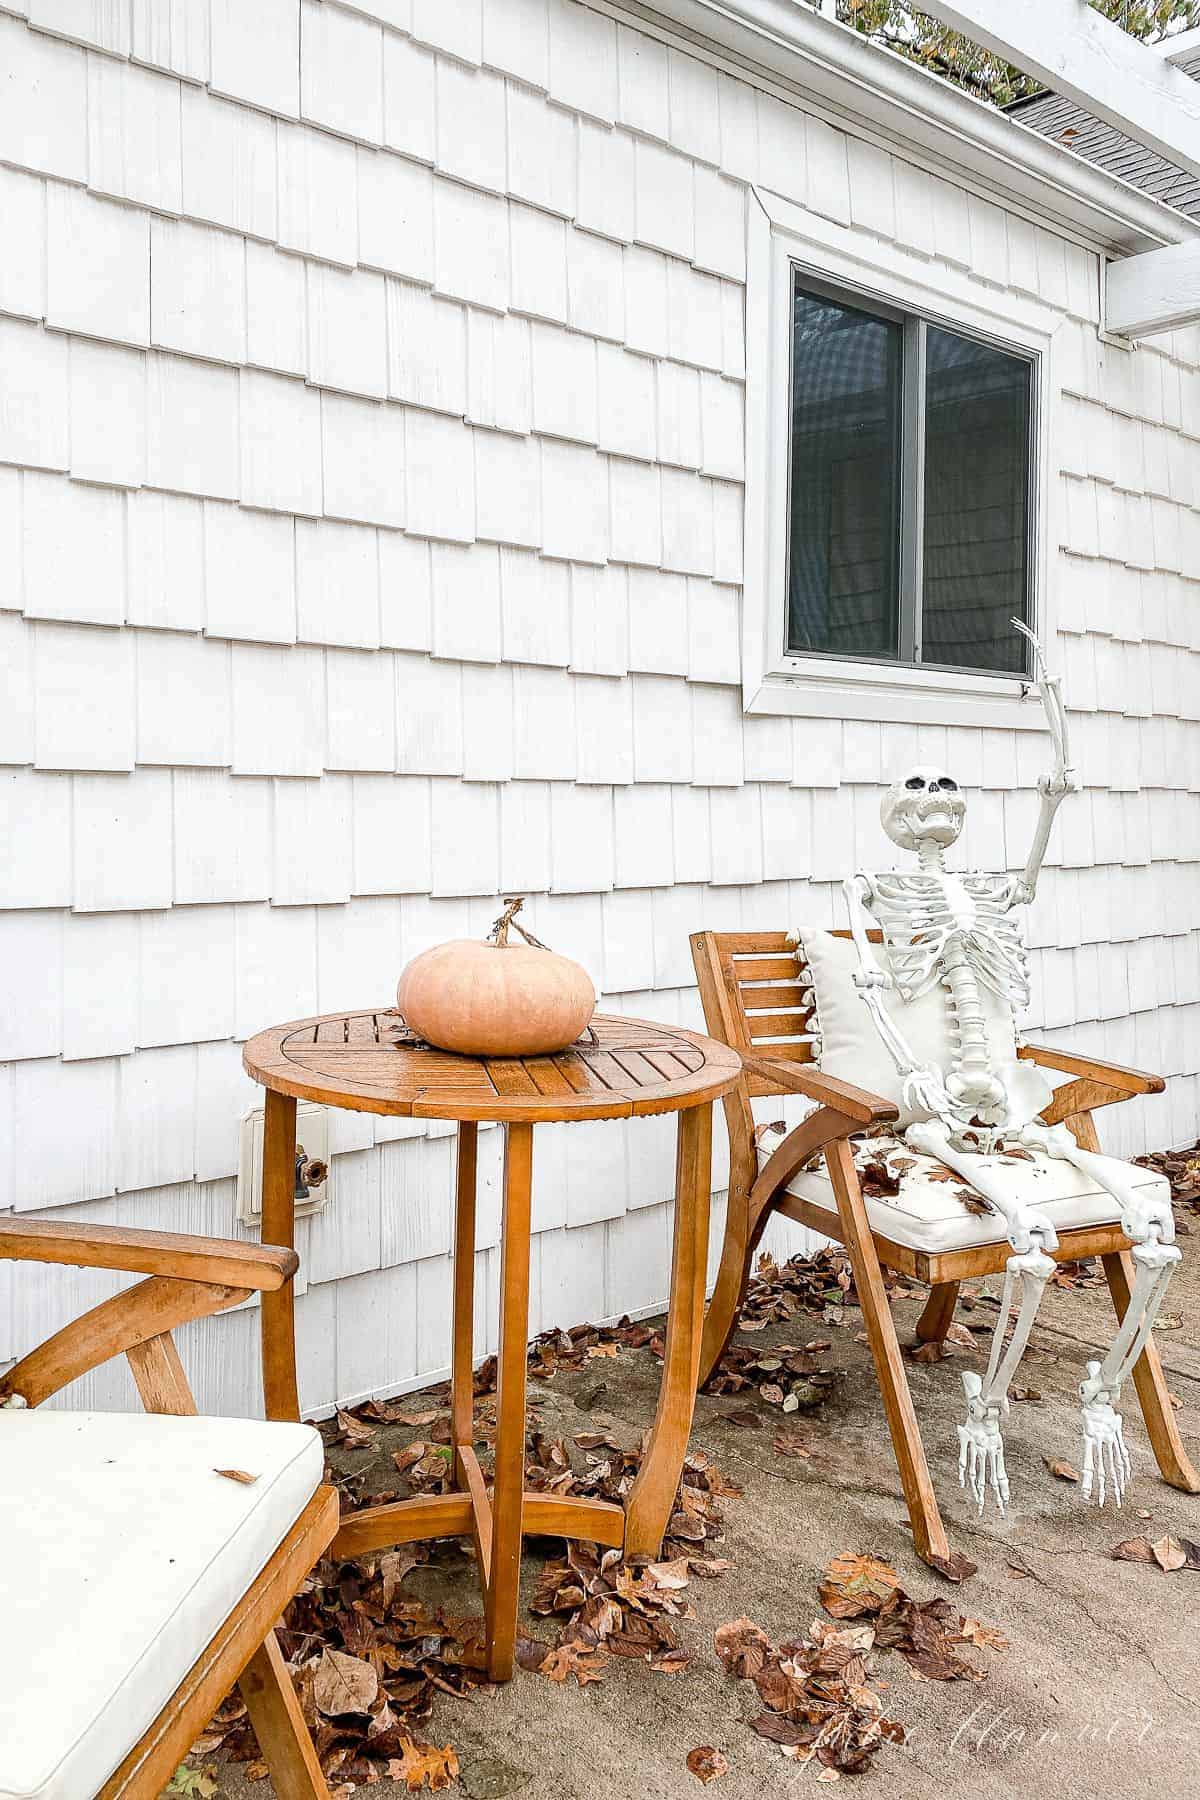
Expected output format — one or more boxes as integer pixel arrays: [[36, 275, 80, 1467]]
[[1006, 1541, 1199, 1713]]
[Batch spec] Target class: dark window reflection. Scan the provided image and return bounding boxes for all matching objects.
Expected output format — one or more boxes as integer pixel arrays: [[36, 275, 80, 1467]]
[[787, 282, 902, 661], [922, 325, 1031, 674]]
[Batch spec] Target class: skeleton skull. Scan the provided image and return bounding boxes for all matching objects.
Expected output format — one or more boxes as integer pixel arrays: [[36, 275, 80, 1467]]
[[880, 766, 966, 854]]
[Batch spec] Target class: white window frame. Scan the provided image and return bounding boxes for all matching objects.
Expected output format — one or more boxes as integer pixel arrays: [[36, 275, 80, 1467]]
[[743, 184, 1067, 731]]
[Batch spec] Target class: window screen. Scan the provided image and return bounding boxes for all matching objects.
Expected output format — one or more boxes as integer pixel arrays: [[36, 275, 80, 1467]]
[[786, 272, 1034, 677]]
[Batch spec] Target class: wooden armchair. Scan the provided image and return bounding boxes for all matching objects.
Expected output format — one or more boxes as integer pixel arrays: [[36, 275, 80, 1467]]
[[0, 1216, 337, 1799], [692, 930, 1199, 1568]]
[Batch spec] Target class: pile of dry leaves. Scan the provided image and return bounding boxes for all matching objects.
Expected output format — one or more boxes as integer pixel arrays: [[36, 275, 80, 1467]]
[[192, 1552, 477, 1791], [516, 1446, 736, 1685], [195, 1399, 736, 1790], [721, 1245, 855, 1335], [711, 1553, 1007, 1777], [1135, 1141, 1200, 1214]]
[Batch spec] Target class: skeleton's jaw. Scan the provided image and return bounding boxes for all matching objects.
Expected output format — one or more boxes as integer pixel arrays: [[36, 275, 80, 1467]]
[[891, 798, 965, 854], [911, 808, 962, 846]]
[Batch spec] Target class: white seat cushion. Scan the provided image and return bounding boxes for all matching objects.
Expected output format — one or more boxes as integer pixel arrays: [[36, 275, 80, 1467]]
[[758, 1125, 1171, 1255], [0, 1411, 323, 1800]]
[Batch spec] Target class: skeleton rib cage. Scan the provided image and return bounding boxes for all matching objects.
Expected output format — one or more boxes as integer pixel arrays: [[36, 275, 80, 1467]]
[[860, 871, 1031, 1011]]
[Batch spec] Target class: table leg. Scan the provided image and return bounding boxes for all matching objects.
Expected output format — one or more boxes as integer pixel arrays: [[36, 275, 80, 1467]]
[[485, 1122, 534, 1682], [451, 1121, 478, 1457], [624, 1101, 712, 1558], [260, 1088, 301, 1423]]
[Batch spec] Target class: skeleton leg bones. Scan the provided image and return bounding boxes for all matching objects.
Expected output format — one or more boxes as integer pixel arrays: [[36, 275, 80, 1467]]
[[1019, 1121, 1179, 1505], [906, 1120, 1057, 1516]]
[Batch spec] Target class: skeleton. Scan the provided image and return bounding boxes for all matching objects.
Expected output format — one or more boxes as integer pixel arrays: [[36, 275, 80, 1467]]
[[830, 622, 1178, 1515]]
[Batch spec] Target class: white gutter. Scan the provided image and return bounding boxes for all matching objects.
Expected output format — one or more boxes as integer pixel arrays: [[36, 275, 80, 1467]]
[[597, 0, 1200, 255]]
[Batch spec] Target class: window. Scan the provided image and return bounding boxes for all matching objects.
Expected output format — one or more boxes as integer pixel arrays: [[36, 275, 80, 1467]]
[[787, 274, 1034, 679]]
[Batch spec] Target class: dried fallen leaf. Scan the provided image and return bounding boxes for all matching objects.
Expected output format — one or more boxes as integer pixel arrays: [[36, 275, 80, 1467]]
[[166, 1767, 219, 1798], [213, 1468, 258, 1485], [1151, 1535, 1187, 1572], [957, 1617, 1010, 1652], [926, 1551, 978, 1585], [686, 1747, 729, 1784], [773, 1431, 811, 1459], [335, 1408, 377, 1447], [819, 1553, 901, 1619], [386, 1737, 460, 1793], [647, 1557, 692, 1590], [1043, 1455, 1079, 1483], [313, 1648, 379, 1717], [1111, 1536, 1157, 1566], [714, 1618, 773, 1679], [540, 1642, 609, 1686]]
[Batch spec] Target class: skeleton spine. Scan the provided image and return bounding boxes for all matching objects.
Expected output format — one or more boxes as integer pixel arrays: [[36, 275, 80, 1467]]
[[941, 940, 991, 1088]]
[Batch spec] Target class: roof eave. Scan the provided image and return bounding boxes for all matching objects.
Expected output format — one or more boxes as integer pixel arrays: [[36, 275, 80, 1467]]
[[605, 0, 1200, 254]]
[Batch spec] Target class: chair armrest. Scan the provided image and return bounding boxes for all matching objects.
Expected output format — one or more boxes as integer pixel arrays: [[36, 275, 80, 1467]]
[[739, 1054, 899, 1127], [0, 1218, 297, 1291], [1018, 1043, 1164, 1097]]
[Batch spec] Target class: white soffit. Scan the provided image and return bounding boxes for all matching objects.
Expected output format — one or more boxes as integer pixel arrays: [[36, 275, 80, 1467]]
[[601, 0, 1200, 254], [919, 0, 1200, 187]]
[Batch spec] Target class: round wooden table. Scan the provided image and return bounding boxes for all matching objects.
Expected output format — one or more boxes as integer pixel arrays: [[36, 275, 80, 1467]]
[[243, 1008, 741, 1680]]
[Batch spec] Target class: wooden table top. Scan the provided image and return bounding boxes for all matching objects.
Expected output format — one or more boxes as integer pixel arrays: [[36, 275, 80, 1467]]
[[243, 1009, 742, 1123]]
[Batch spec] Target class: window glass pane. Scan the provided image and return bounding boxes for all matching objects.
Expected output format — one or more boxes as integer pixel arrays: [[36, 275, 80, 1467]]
[[787, 280, 902, 662], [921, 326, 1031, 674]]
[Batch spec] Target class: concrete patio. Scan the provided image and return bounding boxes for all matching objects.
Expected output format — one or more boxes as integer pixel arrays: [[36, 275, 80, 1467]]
[[216, 1229, 1200, 1800]]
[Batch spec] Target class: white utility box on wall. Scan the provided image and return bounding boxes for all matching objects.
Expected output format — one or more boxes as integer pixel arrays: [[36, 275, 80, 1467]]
[[236, 1103, 333, 1225]]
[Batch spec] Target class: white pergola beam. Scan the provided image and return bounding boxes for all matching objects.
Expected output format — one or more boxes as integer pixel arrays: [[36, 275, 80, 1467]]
[[918, 0, 1200, 187], [1105, 238, 1200, 337]]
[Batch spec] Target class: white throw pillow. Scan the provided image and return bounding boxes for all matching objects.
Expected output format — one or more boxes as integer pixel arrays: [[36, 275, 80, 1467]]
[[793, 928, 1028, 1127]]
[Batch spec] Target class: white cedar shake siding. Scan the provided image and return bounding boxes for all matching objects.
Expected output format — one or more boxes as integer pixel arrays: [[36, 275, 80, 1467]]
[[1, 0, 1198, 1420]]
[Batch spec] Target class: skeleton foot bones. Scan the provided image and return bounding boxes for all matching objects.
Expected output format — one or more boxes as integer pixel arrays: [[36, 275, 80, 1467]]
[[1078, 1369, 1132, 1507], [958, 1371, 1009, 1516]]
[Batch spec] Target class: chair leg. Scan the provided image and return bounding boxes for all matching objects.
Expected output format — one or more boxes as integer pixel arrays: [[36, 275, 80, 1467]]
[[915, 1281, 960, 1345], [239, 1632, 328, 1800], [697, 1182, 762, 1390], [825, 1140, 951, 1568], [1102, 1250, 1200, 1494]]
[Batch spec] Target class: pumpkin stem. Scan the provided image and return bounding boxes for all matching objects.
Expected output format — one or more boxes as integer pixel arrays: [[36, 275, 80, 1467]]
[[488, 896, 551, 951], [490, 896, 524, 947]]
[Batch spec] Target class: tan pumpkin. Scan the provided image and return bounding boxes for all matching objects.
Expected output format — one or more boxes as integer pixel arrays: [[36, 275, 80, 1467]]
[[396, 899, 596, 1058]]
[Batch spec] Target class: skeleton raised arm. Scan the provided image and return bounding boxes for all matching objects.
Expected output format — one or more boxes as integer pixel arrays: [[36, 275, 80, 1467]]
[[1012, 617, 1077, 906]]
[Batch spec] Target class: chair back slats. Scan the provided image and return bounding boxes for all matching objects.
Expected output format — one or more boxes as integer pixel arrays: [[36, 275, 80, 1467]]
[[742, 983, 809, 1010], [711, 931, 795, 954], [690, 926, 883, 1098], [723, 956, 797, 982], [692, 931, 816, 1094], [745, 1010, 812, 1040]]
